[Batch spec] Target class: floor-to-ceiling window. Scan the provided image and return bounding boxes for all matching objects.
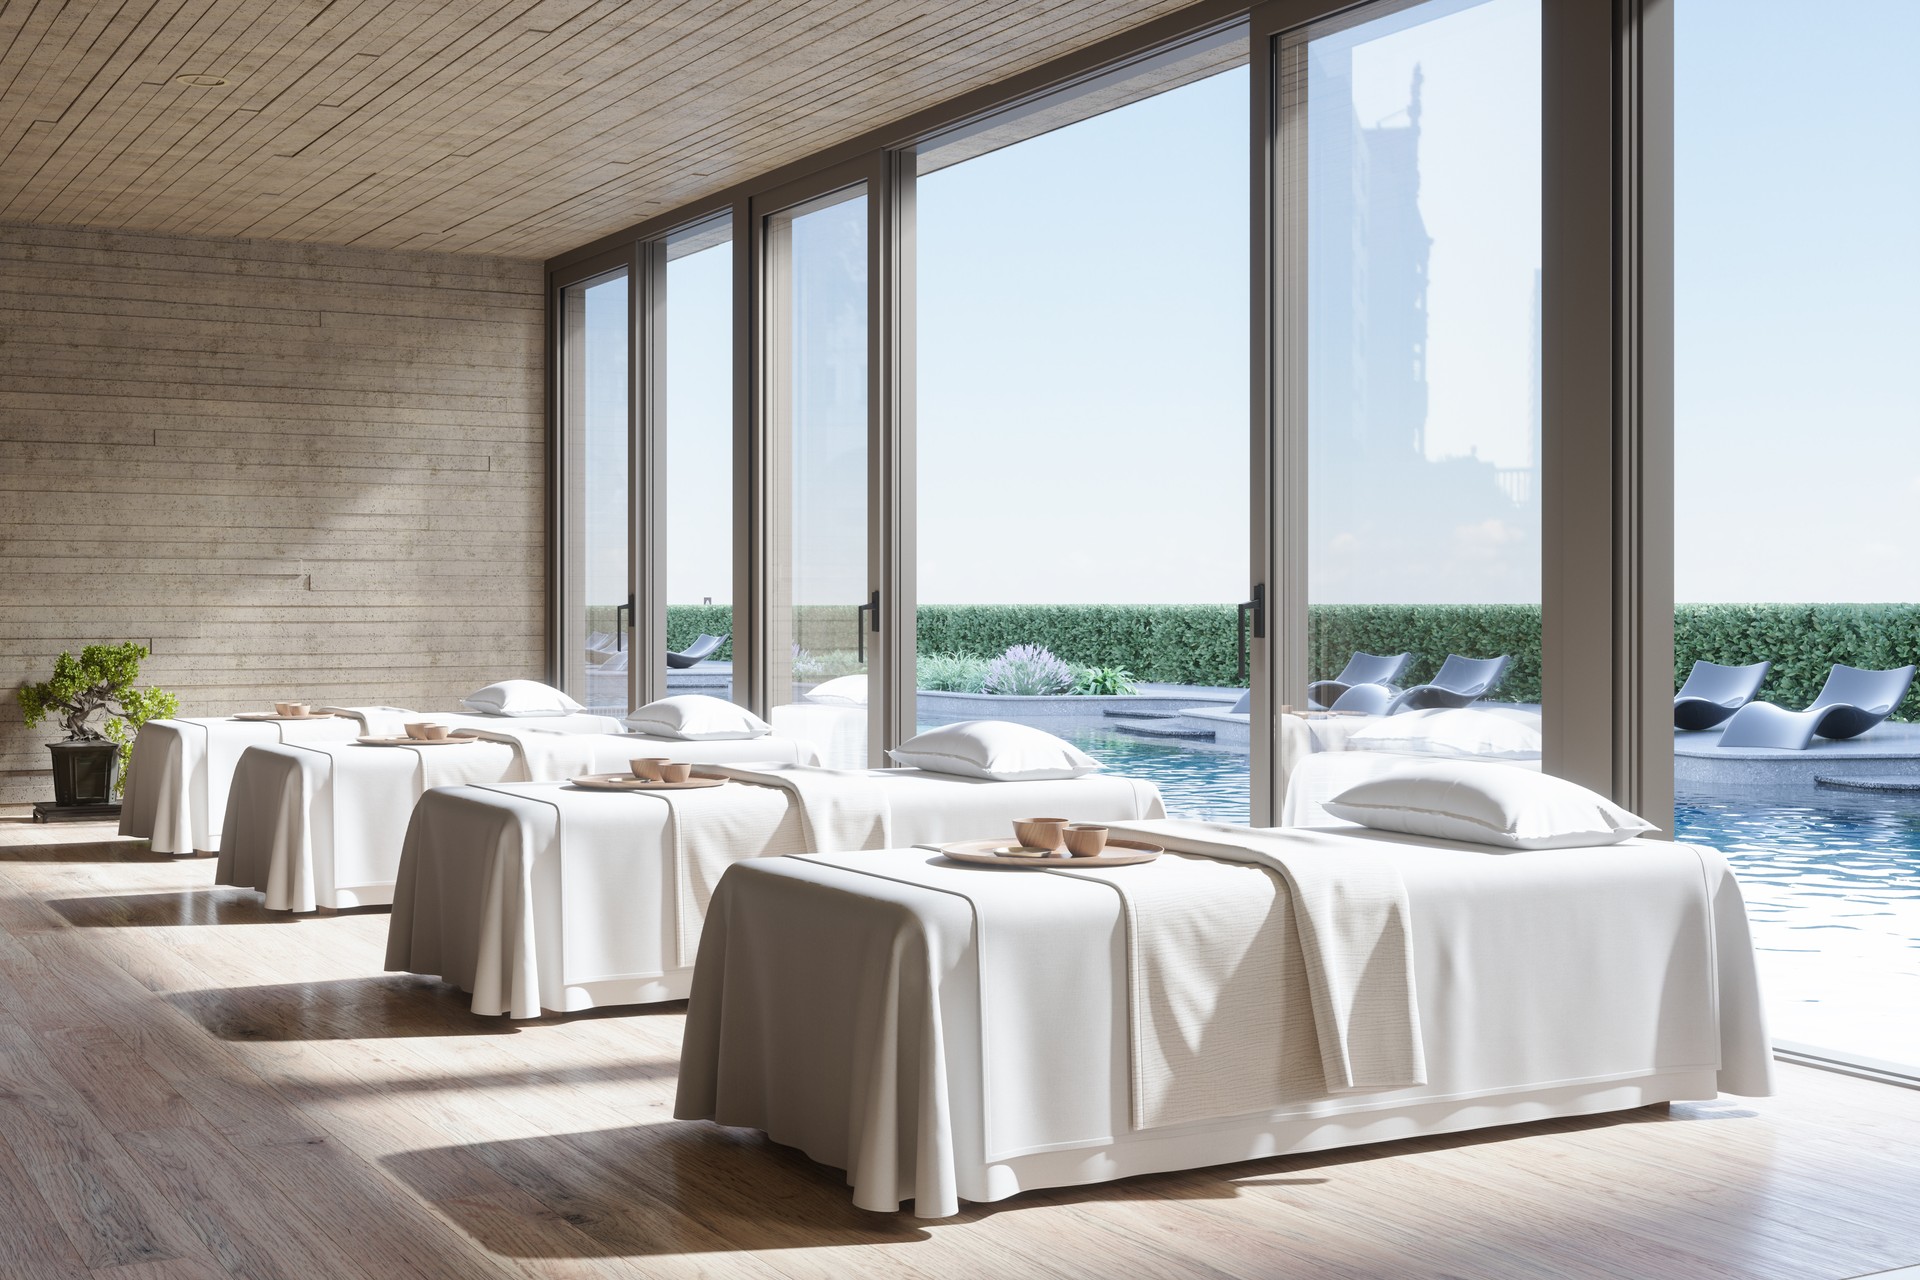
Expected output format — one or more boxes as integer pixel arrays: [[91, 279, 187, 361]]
[[763, 185, 871, 765], [662, 218, 736, 702], [911, 39, 1253, 820], [1281, 0, 1543, 826], [559, 268, 631, 714], [1673, 0, 1920, 1073]]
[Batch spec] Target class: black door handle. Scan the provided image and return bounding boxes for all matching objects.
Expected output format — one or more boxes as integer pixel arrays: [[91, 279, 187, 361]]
[[614, 594, 633, 652], [856, 590, 879, 664], [1236, 584, 1265, 685]]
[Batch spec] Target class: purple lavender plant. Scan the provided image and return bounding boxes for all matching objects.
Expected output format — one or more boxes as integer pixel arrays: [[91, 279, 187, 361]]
[[982, 643, 1076, 696]]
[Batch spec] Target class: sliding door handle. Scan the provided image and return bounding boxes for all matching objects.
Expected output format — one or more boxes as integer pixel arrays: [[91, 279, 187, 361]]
[[856, 590, 880, 663], [614, 594, 634, 652], [1236, 584, 1265, 685]]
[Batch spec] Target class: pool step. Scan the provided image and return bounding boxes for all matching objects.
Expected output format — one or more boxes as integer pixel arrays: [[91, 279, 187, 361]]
[[1115, 723, 1216, 742], [1102, 709, 1179, 721], [1814, 775, 1920, 793]]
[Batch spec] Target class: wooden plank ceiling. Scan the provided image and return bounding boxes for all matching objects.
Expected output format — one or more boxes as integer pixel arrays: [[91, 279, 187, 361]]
[[0, 0, 1203, 258]]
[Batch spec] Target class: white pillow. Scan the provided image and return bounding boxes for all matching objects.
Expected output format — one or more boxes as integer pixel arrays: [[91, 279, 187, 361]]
[[624, 694, 771, 741], [460, 679, 584, 718], [1347, 707, 1541, 761], [805, 674, 868, 707], [889, 720, 1101, 782], [1322, 760, 1656, 851]]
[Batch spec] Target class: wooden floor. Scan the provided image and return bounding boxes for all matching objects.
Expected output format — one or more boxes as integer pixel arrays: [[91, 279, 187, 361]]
[[2, 817, 1918, 1280]]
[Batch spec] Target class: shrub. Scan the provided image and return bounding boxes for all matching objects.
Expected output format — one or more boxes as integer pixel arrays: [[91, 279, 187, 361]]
[[983, 644, 1077, 696], [917, 652, 991, 692], [1074, 666, 1138, 696]]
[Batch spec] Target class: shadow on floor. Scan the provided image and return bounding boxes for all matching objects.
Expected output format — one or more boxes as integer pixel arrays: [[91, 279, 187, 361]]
[[166, 975, 682, 1041], [386, 1107, 1692, 1259], [0, 820, 181, 863], [48, 888, 302, 927], [384, 1121, 934, 1256]]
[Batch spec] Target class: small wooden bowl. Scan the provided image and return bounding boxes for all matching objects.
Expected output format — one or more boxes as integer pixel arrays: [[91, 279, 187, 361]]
[[657, 762, 693, 784], [1064, 824, 1110, 857], [286, 703, 311, 717], [1012, 817, 1069, 852], [630, 757, 670, 781], [274, 702, 293, 716], [415, 724, 452, 741]]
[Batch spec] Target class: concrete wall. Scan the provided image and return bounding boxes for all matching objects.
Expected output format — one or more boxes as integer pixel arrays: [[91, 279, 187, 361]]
[[0, 224, 546, 805]]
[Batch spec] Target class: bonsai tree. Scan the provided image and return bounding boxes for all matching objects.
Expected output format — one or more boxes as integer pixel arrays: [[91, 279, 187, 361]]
[[17, 642, 179, 792]]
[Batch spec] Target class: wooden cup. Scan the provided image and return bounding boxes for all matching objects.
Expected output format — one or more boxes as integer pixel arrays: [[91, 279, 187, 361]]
[[1064, 824, 1110, 858], [630, 757, 670, 781], [658, 762, 693, 784], [1013, 817, 1069, 852]]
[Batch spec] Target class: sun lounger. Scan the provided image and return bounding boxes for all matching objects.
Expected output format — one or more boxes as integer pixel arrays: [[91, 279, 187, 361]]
[[1716, 663, 1915, 749], [1382, 654, 1510, 714], [668, 633, 726, 669], [1673, 660, 1770, 731], [1307, 651, 1413, 710]]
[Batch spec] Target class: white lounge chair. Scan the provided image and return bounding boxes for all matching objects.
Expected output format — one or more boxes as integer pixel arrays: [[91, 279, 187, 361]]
[[1716, 663, 1914, 750], [1673, 660, 1770, 731], [1307, 651, 1413, 710]]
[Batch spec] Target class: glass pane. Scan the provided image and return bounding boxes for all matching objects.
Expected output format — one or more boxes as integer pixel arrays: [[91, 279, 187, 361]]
[[663, 221, 735, 702], [765, 189, 869, 765], [1284, 0, 1543, 826], [1674, 0, 1920, 1072], [560, 270, 630, 716], [915, 51, 1251, 821]]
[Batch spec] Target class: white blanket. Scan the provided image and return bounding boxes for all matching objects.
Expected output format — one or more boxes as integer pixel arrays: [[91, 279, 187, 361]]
[[118, 707, 417, 854], [1054, 820, 1420, 1130], [675, 830, 1776, 1217], [385, 768, 1167, 1017], [217, 727, 816, 912]]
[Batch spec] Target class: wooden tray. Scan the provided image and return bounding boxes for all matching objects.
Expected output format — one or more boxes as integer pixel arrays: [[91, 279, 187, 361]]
[[355, 734, 479, 747], [233, 711, 344, 722], [937, 838, 1162, 869], [568, 773, 728, 792]]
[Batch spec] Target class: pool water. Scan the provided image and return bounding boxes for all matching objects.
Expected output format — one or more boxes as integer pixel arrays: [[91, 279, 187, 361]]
[[1675, 785, 1920, 1071], [1062, 726, 1251, 824]]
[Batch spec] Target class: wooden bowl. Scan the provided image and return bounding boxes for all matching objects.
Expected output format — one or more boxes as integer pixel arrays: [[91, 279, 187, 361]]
[[1064, 824, 1110, 857], [630, 757, 670, 780], [273, 702, 293, 716], [1012, 817, 1069, 852], [658, 762, 693, 784], [286, 703, 311, 717], [415, 725, 452, 741]]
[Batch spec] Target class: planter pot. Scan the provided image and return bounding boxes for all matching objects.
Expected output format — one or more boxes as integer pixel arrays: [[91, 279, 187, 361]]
[[47, 739, 121, 807]]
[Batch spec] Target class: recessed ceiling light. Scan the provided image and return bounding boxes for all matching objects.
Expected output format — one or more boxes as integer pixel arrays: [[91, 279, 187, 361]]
[[174, 73, 229, 87]]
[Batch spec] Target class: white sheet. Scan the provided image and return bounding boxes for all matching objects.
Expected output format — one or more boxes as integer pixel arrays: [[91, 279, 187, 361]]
[[769, 702, 869, 769], [674, 826, 1775, 1217], [216, 728, 818, 912], [118, 707, 418, 854], [384, 768, 1166, 1018]]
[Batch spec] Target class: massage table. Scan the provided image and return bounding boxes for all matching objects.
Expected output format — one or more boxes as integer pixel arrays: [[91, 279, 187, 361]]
[[216, 724, 820, 912], [675, 819, 1775, 1217], [384, 765, 1166, 1017], [116, 706, 613, 854]]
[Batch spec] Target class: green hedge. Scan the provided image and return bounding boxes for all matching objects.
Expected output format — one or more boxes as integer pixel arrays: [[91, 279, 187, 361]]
[[650, 602, 1920, 718]]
